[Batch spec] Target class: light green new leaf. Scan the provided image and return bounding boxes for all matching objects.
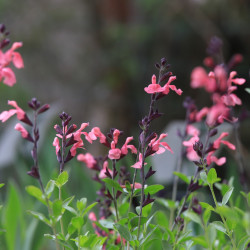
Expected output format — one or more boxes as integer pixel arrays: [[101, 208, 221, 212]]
[[184, 211, 202, 226], [55, 171, 68, 188], [144, 184, 164, 195], [222, 187, 234, 205], [77, 198, 87, 213], [26, 185, 46, 205], [173, 172, 190, 184], [210, 221, 227, 235], [245, 88, 250, 94], [45, 180, 55, 197], [71, 216, 84, 231], [207, 168, 217, 184], [52, 199, 63, 218], [27, 210, 51, 226]]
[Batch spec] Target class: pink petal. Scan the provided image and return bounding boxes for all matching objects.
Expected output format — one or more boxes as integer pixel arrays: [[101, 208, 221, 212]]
[[2, 67, 16, 86], [12, 52, 24, 68]]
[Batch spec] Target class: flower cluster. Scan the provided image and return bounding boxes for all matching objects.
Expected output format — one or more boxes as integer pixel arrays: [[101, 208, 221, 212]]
[[0, 24, 24, 86]]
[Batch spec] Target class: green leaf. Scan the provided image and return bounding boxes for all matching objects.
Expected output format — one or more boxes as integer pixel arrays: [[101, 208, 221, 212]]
[[200, 171, 207, 184], [139, 225, 158, 247], [144, 184, 164, 195], [222, 187, 234, 205], [26, 185, 46, 205], [245, 88, 250, 94], [82, 202, 98, 217], [203, 208, 211, 225], [118, 202, 129, 216], [0, 183, 4, 188], [184, 211, 202, 226], [99, 219, 114, 229], [71, 216, 84, 231], [113, 223, 132, 241], [4, 183, 24, 250], [63, 196, 75, 207], [55, 171, 69, 188], [191, 236, 208, 248], [199, 202, 215, 211], [52, 200, 63, 218], [102, 178, 123, 192], [237, 235, 250, 250], [130, 216, 147, 229], [173, 172, 190, 184], [27, 210, 51, 226], [210, 221, 227, 235], [207, 168, 217, 184], [45, 180, 55, 197], [157, 198, 177, 209], [77, 198, 87, 213]]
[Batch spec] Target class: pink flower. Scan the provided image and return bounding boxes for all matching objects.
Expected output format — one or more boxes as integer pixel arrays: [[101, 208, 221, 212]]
[[53, 137, 60, 154], [205, 103, 229, 127], [183, 135, 200, 161], [108, 141, 121, 160], [120, 182, 142, 189], [77, 153, 97, 169], [121, 136, 137, 155], [148, 133, 173, 155], [0, 100, 32, 125], [86, 127, 107, 144], [161, 76, 183, 95], [0, 42, 24, 86], [14, 123, 33, 142], [99, 161, 113, 179], [131, 153, 147, 169], [228, 71, 246, 86], [213, 132, 235, 150], [207, 152, 226, 166], [190, 67, 216, 92], [144, 75, 163, 94]]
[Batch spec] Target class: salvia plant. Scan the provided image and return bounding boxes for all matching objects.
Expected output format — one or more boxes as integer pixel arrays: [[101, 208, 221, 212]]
[[0, 24, 250, 250]]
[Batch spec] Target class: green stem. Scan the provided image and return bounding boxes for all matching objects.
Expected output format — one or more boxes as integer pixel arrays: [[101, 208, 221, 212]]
[[209, 183, 237, 249], [59, 187, 65, 239]]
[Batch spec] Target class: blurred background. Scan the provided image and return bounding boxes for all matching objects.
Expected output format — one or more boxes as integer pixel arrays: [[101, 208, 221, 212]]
[[0, 0, 250, 248]]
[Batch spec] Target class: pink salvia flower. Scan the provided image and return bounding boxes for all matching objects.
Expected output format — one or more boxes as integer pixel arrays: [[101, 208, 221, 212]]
[[213, 132, 236, 150], [121, 136, 137, 155], [207, 152, 226, 166], [14, 123, 33, 142], [113, 129, 121, 144], [0, 42, 24, 86], [108, 141, 121, 160], [228, 71, 246, 86], [131, 153, 147, 169], [70, 140, 84, 157], [144, 74, 163, 94], [162, 76, 183, 95], [0, 100, 28, 123], [77, 153, 97, 169], [53, 137, 60, 154], [183, 135, 200, 161], [99, 161, 113, 179], [149, 133, 173, 155], [87, 127, 107, 144]]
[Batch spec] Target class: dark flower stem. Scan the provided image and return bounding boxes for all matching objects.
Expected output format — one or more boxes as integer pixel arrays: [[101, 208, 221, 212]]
[[32, 110, 60, 250], [112, 160, 119, 222]]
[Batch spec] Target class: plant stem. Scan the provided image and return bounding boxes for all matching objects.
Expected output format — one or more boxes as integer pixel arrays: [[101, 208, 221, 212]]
[[32, 110, 60, 250], [208, 183, 237, 249], [112, 160, 119, 222], [136, 134, 146, 241]]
